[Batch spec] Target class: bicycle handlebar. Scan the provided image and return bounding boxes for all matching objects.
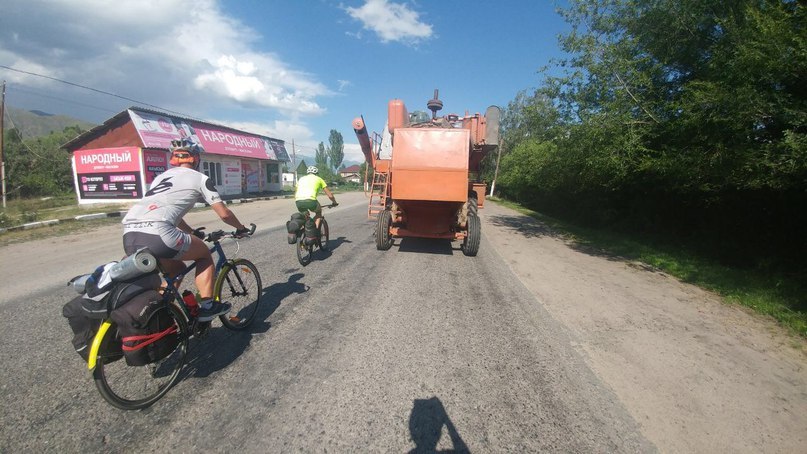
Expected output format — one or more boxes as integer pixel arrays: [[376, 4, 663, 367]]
[[325, 202, 338, 209], [202, 223, 256, 242]]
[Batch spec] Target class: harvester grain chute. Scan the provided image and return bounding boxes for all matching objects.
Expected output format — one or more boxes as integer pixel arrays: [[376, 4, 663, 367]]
[[352, 90, 500, 256]]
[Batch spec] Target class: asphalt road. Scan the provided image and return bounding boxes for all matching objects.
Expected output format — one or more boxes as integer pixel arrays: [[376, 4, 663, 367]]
[[1, 192, 804, 452]]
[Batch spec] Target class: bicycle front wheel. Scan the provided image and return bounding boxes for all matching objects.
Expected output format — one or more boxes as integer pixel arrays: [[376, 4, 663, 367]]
[[319, 218, 330, 251], [93, 303, 188, 410], [216, 259, 262, 330]]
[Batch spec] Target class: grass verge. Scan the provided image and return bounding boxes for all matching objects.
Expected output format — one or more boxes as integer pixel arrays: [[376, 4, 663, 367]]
[[490, 197, 807, 339], [0, 195, 130, 227], [0, 218, 122, 247]]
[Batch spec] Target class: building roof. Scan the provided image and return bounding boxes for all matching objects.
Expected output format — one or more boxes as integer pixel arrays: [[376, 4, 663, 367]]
[[340, 164, 361, 173], [63, 106, 290, 162]]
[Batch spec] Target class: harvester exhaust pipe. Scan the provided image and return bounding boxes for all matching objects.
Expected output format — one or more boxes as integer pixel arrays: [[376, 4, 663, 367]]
[[352, 115, 375, 166], [427, 89, 442, 120]]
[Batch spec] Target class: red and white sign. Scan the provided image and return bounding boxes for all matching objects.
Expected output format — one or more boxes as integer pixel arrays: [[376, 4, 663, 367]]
[[128, 109, 182, 149], [128, 109, 287, 161], [73, 147, 143, 200], [222, 160, 242, 195], [242, 161, 260, 192], [194, 125, 276, 160], [143, 150, 168, 184], [74, 147, 141, 173]]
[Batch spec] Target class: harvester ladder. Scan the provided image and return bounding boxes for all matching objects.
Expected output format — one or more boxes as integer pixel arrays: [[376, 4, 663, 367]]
[[368, 169, 389, 219]]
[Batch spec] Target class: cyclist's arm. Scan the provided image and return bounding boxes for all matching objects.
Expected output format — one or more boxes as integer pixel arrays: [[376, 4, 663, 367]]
[[323, 186, 337, 204], [211, 201, 247, 231], [177, 219, 193, 234]]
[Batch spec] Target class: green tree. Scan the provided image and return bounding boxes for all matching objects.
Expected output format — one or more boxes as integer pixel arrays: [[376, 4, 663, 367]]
[[315, 142, 328, 169], [496, 0, 807, 265], [3, 126, 82, 198], [296, 159, 308, 176], [327, 129, 344, 172]]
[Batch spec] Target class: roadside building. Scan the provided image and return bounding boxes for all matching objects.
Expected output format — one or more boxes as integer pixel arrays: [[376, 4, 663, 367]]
[[63, 107, 290, 204], [339, 164, 362, 183]]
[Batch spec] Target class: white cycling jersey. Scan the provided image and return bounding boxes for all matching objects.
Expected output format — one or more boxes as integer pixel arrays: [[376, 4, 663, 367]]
[[123, 166, 221, 228]]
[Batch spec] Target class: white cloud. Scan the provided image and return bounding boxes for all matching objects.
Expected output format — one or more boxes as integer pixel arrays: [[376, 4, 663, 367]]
[[343, 143, 367, 164], [345, 0, 433, 44], [337, 80, 352, 92], [0, 0, 328, 117], [219, 118, 316, 145]]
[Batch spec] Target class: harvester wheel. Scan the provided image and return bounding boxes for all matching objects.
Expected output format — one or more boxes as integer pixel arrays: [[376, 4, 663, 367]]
[[376, 210, 394, 251], [468, 197, 478, 217], [461, 214, 481, 257]]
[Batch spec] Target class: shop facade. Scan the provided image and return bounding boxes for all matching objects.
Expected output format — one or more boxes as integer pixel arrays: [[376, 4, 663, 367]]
[[64, 107, 290, 204]]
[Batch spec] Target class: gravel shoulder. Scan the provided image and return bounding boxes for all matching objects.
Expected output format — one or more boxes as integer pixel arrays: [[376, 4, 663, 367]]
[[481, 200, 807, 453]]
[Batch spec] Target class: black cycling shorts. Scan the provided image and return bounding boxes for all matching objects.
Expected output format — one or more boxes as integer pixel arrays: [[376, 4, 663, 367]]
[[123, 231, 186, 259], [295, 199, 320, 214]]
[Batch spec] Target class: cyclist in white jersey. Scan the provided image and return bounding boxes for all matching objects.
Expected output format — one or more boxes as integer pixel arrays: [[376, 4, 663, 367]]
[[122, 139, 251, 321]]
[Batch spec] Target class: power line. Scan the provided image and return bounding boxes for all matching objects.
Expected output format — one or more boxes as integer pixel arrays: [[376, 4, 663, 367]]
[[0, 64, 197, 120], [2, 109, 44, 158], [7, 85, 119, 115], [0, 65, 330, 152]]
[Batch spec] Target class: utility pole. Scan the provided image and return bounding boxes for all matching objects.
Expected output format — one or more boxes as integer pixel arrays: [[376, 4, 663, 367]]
[[291, 138, 297, 185], [1, 81, 6, 208], [489, 138, 504, 198]]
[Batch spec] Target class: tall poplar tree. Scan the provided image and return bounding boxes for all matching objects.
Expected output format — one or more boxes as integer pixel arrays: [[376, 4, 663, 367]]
[[327, 129, 344, 172], [315, 142, 329, 169]]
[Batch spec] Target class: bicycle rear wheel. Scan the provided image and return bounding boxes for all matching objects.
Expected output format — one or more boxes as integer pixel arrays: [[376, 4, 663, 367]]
[[297, 237, 312, 266], [93, 303, 188, 410], [319, 218, 330, 251], [216, 259, 262, 330]]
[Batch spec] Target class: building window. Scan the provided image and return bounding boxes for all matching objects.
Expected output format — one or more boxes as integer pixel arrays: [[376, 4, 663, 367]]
[[203, 161, 222, 185]]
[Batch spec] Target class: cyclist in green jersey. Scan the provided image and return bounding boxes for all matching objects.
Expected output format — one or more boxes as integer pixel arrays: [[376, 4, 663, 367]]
[[295, 166, 337, 230]]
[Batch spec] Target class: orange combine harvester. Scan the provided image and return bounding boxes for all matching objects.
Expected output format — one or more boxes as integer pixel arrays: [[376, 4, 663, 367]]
[[352, 90, 500, 256]]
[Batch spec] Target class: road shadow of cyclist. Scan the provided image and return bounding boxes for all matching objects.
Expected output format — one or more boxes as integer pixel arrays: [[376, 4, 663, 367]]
[[408, 396, 470, 453], [318, 236, 352, 259], [182, 273, 309, 378]]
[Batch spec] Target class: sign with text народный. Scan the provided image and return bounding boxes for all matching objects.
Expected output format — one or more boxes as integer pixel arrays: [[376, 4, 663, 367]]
[[73, 147, 143, 199], [128, 109, 289, 161]]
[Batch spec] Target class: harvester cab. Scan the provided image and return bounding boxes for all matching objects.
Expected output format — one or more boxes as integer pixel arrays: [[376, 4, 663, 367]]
[[352, 90, 500, 256]]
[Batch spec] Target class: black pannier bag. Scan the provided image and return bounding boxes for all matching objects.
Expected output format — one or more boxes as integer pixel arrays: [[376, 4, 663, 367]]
[[286, 212, 305, 244], [80, 272, 162, 318], [62, 271, 160, 363], [304, 218, 319, 245], [110, 290, 179, 366], [62, 296, 122, 363]]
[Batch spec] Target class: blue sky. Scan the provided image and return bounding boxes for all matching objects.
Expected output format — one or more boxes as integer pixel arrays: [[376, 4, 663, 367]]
[[0, 0, 570, 166]]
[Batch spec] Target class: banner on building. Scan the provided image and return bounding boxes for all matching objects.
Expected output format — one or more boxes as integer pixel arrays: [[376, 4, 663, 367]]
[[143, 150, 168, 185], [73, 147, 143, 199], [221, 160, 242, 195], [242, 161, 260, 193], [128, 109, 290, 162]]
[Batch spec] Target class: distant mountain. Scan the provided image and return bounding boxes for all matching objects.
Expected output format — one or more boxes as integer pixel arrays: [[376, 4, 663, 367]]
[[2, 106, 96, 137]]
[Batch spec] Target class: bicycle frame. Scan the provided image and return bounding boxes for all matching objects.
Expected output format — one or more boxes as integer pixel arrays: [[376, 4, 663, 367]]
[[163, 240, 230, 293]]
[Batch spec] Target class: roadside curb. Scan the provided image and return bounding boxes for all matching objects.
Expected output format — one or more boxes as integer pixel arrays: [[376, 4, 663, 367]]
[[1, 194, 294, 234]]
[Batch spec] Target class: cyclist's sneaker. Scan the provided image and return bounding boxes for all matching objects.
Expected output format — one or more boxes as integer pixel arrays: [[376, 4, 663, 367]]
[[197, 301, 232, 321]]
